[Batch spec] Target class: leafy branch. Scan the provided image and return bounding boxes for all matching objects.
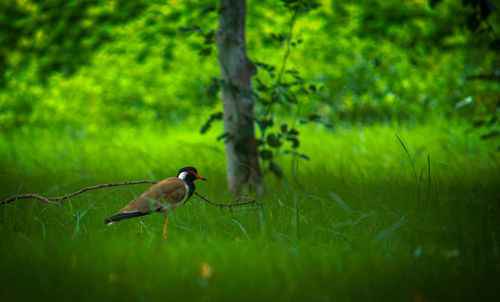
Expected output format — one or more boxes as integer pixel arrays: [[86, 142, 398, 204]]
[[252, 0, 329, 178], [182, 0, 330, 179]]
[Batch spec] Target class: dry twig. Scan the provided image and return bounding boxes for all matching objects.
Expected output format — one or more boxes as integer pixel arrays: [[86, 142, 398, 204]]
[[47, 181, 158, 203], [194, 192, 262, 209], [0, 193, 61, 207], [0, 180, 261, 209]]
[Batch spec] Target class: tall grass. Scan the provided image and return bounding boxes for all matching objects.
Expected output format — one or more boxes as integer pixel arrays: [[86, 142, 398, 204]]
[[0, 119, 499, 301]]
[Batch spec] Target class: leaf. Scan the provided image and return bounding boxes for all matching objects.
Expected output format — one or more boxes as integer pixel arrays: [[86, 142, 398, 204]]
[[255, 118, 274, 133], [286, 136, 300, 148], [217, 132, 234, 142], [259, 149, 273, 160], [283, 93, 297, 104], [198, 47, 212, 56], [283, 150, 310, 160], [293, 75, 304, 82], [255, 62, 276, 77], [271, 92, 282, 104], [480, 130, 500, 140], [203, 31, 215, 45], [472, 119, 485, 128], [258, 98, 271, 106], [487, 116, 498, 126], [309, 84, 317, 92], [428, 0, 442, 8], [201, 6, 216, 14], [307, 114, 334, 129], [255, 78, 269, 92], [267, 133, 282, 148], [282, 0, 320, 12], [300, 3, 320, 13], [271, 33, 286, 43], [200, 111, 223, 134], [299, 87, 309, 94], [212, 111, 223, 119], [280, 124, 288, 133], [269, 161, 283, 178], [178, 27, 192, 34], [200, 123, 211, 134], [309, 114, 320, 121], [206, 77, 220, 97], [178, 25, 202, 34]]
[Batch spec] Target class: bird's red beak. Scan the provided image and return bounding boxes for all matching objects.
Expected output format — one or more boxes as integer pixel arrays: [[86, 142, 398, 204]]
[[194, 173, 207, 181]]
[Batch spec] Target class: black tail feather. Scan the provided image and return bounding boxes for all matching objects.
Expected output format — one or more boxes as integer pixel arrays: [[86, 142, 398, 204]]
[[104, 211, 151, 225]]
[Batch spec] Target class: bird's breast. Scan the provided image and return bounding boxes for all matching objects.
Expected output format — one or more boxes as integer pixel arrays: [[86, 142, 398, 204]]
[[163, 182, 191, 211]]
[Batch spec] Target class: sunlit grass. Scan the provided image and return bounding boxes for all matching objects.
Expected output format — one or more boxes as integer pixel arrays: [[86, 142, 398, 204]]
[[0, 119, 499, 301]]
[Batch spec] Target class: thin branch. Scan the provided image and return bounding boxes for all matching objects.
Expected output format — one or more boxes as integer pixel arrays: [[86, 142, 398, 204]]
[[276, 8, 299, 85], [47, 180, 157, 202], [194, 192, 262, 208], [1, 193, 61, 207], [263, 7, 299, 121], [1, 180, 261, 210], [0, 181, 157, 207]]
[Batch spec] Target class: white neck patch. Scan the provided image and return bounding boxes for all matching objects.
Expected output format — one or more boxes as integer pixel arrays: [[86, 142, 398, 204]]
[[178, 171, 188, 180]]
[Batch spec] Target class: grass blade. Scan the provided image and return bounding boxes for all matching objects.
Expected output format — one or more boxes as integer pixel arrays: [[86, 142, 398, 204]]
[[232, 219, 249, 239], [376, 216, 406, 243], [395, 134, 419, 199], [328, 191, 352, 213]]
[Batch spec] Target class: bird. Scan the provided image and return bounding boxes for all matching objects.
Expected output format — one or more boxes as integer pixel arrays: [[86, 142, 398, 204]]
[[104, 166, 206, 239]]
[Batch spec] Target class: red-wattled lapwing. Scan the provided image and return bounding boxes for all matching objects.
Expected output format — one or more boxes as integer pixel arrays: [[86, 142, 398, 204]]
[[104, 167, 206, 239]]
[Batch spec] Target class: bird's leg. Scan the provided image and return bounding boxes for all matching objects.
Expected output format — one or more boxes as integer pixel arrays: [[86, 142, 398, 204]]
[[162, 214, 169, 240]]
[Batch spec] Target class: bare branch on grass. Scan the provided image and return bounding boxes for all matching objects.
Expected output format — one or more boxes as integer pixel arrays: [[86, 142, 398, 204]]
[[1, 180, 261, 209], [194, 192, 262, 209]]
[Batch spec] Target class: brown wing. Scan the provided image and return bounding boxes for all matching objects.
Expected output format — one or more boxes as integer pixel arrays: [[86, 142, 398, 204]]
[[117, 177, 187, 214]]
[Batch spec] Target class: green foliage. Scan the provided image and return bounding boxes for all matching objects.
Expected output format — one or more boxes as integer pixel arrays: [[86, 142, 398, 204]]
[[251, 9, 319, 178], [0, 3, 222, 132], [0, 0, 498, 133], [0, 0, 149, 85]]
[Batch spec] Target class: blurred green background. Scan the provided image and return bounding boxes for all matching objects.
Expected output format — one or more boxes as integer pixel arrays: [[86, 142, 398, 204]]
[[0, 0, 499, 301], [0, 0, 498, 131]]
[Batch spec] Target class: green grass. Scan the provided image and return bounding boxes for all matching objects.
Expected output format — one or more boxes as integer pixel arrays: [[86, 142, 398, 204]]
[[1, 120, 499, 301]]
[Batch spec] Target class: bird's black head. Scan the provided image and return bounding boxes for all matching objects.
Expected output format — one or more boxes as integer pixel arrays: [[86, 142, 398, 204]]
[[177, 166, 207, 182]]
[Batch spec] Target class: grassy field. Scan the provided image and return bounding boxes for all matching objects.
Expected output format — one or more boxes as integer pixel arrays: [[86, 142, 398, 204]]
[[0, 120, 499, 301]]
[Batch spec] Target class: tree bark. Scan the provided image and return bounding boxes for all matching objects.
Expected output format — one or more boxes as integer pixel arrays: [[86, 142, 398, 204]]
[[216, 0, 262, 194]]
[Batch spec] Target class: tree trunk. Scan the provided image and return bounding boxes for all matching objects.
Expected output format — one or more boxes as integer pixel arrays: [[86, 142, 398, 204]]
[[216, 0, 262, 194]]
